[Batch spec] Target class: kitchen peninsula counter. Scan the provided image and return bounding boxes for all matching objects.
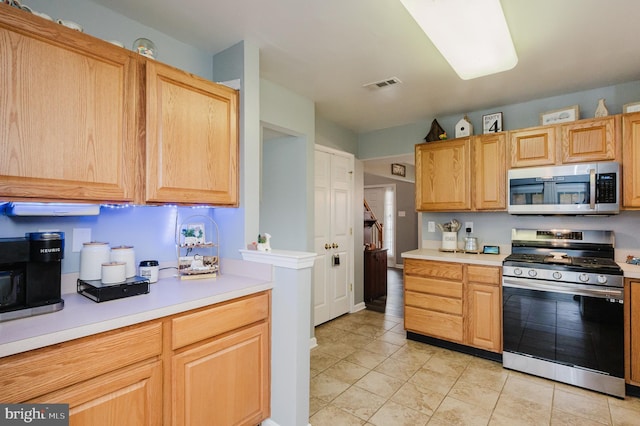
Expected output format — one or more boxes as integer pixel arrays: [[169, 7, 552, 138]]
[[401, 248, 507, 266], [0, 270, 273, 358]]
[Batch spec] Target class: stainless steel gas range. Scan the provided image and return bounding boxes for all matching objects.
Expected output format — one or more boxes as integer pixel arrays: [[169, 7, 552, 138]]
[[502, 229, 625, 397]]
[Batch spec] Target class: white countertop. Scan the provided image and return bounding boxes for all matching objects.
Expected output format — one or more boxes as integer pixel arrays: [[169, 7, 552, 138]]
[[403, 248, 640, 279], [401, 248, 507, 266], [0, 273, 273, 358]]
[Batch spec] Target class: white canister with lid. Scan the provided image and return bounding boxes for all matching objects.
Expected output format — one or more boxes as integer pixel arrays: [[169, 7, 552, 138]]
[[110, 245, 136, 278], [101, 261, 126, 284], [80, 242, 111, 281], [139, 260, 159, 283]]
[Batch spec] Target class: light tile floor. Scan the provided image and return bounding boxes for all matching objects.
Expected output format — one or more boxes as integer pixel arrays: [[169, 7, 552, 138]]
[[310, 309, 640, 425]]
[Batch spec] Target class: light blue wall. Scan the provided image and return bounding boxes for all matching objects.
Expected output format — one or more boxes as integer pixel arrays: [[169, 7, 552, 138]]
[[211, 41, 261, 259], [316, 114, 358, 155], [421, 211, 640, 260], [26, 0, 212, 79], [358, 80, 640, 159], [0, 205, 211, 274], [261, 136, 307, 250], [260, 79, 315, 251], [0, 0, 252, 270], [355, 80, 640, 256]]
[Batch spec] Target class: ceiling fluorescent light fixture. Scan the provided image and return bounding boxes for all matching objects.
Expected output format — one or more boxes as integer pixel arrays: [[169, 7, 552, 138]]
[[400, 0, 518, 80]]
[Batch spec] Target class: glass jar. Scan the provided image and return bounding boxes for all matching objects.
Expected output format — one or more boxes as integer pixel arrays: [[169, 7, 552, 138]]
[[133, 38, 157, 59]]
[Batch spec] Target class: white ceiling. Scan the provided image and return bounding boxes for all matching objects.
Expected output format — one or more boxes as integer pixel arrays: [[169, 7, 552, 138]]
[[91, 0, 640, 136]]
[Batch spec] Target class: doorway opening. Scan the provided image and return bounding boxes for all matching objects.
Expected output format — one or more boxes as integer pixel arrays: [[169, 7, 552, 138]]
[[364, 184, 396, 267]]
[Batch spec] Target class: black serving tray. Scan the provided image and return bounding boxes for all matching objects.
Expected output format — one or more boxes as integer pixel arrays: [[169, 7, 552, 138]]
[[77, 276, 150, 303]]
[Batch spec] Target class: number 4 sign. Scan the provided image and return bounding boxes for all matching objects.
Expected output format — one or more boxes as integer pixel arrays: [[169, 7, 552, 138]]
[[482, 112, 503, 134]]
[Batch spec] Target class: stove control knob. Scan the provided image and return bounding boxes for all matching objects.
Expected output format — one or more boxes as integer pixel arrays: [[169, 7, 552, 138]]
[[579, 273, 590, 282], [552, 271, 562, 280], [514, 268, 523, 276], [527, 269, 537, 277], [597, 275, 608, 284]]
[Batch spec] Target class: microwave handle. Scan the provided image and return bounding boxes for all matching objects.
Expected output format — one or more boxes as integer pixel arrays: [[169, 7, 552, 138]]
[[590, 168, 596, 209]]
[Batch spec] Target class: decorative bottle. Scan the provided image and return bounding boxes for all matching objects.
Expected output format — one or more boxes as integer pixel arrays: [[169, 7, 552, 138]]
[[595, 98, 609, 117]]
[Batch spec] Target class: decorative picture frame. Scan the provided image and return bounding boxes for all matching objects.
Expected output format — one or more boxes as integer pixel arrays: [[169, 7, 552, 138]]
[[624, 102, 640, 113], [539, 105, 579, 125], [391, 163, 406, 177], [482, 112, 503, 134]]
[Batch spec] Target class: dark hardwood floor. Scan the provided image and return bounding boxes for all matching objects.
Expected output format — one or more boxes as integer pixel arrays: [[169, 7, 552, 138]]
[[384, 267, 404, 318]]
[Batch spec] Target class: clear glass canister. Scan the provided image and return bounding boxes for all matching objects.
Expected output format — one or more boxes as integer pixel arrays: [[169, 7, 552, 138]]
[[133, 38, 156, 59]]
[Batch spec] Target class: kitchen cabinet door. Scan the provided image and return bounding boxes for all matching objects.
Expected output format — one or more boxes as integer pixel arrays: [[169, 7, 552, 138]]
[[625, 279, 640, 385], [172, 321, 270, 426], [561, 115, 620, 163], [0, 6, 138, 203], [508, 125, 557, 167], [415, 138, 471, 211], [145, 61, 239, 205], [473, 133, 507, 210], [466, 283, 501, 353], [466, 265, 501, 353], [622, 112, 640, 208], [32, 361, 162, 426]]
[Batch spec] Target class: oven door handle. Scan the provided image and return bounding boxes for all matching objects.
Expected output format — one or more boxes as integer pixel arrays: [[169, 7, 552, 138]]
[[590, 168, 596, 210], [503, 277, 623, 301]]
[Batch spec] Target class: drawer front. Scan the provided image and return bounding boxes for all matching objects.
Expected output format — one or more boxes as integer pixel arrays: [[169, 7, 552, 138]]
[[172, 291, 270, 350], [404, 259, 463, 280], [467, 265, 501, 285], [405, 290, 462, 315], [405, 275, 462, 298], [0, 321, 162, 402], [405, 306, 463, 343]]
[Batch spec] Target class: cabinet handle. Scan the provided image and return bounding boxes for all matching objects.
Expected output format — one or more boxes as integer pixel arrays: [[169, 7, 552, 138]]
[[332, 243, 338, 249], [325, 243, 331, 250]]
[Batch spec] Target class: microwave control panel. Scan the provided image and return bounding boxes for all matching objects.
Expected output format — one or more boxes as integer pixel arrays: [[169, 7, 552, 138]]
[[597, 173, 617, 203]]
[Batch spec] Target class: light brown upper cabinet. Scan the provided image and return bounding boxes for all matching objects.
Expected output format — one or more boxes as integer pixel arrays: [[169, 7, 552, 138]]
[[0, 5, 239, 206], [508, 125, 557, 168], [415, 138, 471, 211], [560, 115, 620, 163], [415, 134, 506, 212], [623, 112, 640, 208], [473, 133, 506, 210], [144, 61, 239, 206], [0, 6, 138, 203]]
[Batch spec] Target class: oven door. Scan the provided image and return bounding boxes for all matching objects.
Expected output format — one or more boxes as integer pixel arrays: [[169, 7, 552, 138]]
[[503, 277, 624, 394]]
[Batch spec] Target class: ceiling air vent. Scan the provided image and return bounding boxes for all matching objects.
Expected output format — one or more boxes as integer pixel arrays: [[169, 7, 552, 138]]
[[363, 77, 402, 89]]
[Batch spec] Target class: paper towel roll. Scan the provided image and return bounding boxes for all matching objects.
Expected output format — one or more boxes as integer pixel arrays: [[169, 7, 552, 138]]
[[80, 242, 111, 281], [101, 262, 126, 284], [110, 245, 136, 278]]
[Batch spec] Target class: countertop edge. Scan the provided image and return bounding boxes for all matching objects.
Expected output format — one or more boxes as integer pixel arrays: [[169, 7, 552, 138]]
[[401, 249, 506, 266], [0, 276, 273, 358]]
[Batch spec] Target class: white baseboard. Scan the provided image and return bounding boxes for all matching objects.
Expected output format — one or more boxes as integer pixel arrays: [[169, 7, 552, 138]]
[[261, 419, 280, 426], [351, 302, 366, 313], [309, 337, 318, 350]]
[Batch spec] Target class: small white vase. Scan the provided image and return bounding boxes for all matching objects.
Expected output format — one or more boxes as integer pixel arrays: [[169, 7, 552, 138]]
[[595, 98, 609, 117]]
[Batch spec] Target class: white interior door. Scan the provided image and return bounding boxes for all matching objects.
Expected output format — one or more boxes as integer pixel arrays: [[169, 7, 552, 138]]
[[314, 148, 353, 326]]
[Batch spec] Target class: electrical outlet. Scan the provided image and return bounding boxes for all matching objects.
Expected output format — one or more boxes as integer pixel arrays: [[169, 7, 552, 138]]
[[465, 222, 474, 234], [428, 221, 436, 232], [72, 228, 92, 252]]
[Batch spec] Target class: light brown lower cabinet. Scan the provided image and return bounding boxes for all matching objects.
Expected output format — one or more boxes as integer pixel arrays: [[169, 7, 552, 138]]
[[0, 291, 271, 426], [404, 259, 502, 353], [625, 279, 640, 386]]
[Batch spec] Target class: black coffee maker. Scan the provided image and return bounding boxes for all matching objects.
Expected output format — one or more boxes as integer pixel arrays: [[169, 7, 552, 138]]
[[0, 232, 65, 322]]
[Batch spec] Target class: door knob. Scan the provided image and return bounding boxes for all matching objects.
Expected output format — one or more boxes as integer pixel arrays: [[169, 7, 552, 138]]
[[332, 243, 338, 249], [325, 243, 330, 250]]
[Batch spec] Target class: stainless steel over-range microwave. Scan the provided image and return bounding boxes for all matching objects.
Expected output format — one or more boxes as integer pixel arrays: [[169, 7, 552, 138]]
[[507, 162, 620, 215]]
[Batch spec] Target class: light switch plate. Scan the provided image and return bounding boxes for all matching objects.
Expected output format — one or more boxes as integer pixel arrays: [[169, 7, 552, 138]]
[[72, 228, 92, 252]]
